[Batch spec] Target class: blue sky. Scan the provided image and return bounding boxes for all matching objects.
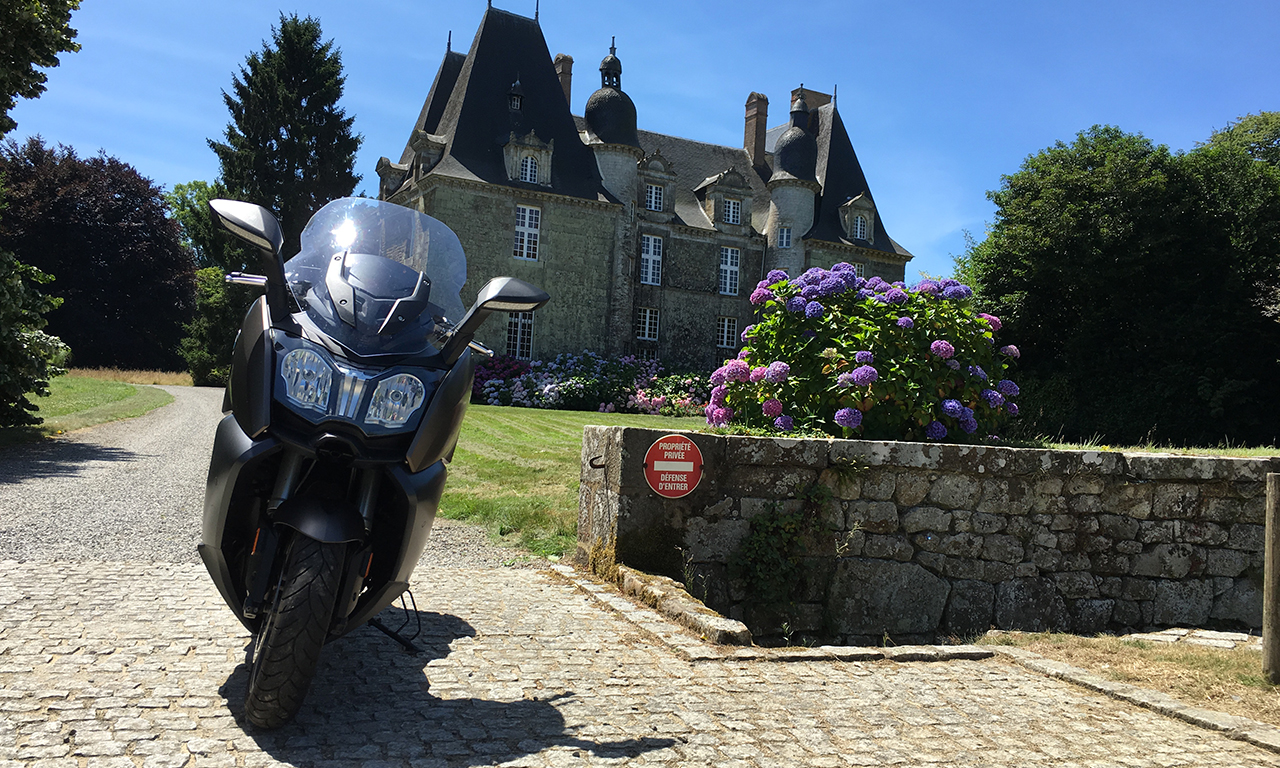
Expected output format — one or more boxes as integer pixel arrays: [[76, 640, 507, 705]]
[[8, 0, 1278, 281]]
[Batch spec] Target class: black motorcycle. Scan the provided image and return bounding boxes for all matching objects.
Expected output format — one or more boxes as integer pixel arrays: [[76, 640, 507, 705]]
[[197, 197, 548, 728]]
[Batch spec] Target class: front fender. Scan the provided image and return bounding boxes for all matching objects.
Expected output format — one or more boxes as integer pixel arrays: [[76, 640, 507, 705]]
[[272, 497, 366, 544]]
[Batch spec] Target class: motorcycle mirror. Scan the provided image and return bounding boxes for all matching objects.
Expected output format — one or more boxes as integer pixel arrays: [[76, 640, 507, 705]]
[[208, 199, 284, 255], [441, 277, 549, 364]]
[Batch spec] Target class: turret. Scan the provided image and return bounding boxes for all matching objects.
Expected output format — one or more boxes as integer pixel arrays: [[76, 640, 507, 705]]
[[582, 38, 642, 201]]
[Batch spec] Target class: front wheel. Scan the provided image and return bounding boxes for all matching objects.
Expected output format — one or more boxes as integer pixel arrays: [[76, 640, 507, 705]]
[[244, 535, 345, 729]]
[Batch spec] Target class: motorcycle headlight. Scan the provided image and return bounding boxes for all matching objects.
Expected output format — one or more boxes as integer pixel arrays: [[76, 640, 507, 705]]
[[365, 373, 426, 427], [280, 348, 333, 412]]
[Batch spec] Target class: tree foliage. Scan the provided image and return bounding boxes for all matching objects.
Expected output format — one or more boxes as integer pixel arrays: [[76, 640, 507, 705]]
[[165, 179, 250, 273], [0, 137, 196, 370], [965, 125, 1280, 446], [0, 0, 82, 135], [0, 242, 69, 426], [208, 13, 361, 257], [1202, 111, 1280, 168], [179, 267, 256, 387]]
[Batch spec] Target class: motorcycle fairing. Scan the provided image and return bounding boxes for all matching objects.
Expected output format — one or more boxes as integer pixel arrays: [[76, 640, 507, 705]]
[[406, 347, 477, 472], [228, 296, 274, 438]]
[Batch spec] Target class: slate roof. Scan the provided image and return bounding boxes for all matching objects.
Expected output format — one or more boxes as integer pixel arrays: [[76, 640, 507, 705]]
[[630, 125, 770, 230], [397, 7, 607, 201]]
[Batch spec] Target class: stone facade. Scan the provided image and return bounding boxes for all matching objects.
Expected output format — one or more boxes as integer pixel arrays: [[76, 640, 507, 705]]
[[378, 8, 912, 370], [577, 426, 1269, 645]]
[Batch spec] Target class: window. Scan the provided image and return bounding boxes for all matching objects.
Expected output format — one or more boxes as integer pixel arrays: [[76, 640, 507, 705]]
[[636, 307, 659, 341], [640, 235, 663, 285], [852, 262, 866, 277], [635, 349, 658, 361], [719, 246, 740, 295], [645, 184, 664, 212], [723, 198, 741, 225], [506, 311, 533, 359], [853, 214, 867, 240], [520, 156, 538, 184], [777, 227, 792, 249], [513, 205, 540, 260], [717, 316, 738, 348], [509, 94, 522, 110]]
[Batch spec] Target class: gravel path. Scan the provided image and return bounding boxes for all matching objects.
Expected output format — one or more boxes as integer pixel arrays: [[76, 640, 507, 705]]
[[0, 386, 534, 568]]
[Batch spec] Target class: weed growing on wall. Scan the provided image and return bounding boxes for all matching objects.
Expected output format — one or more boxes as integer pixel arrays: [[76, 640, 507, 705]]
[[707, 266, 1020, 442]]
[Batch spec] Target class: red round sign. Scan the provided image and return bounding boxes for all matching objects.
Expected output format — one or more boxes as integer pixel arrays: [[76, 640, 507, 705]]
[[643, 434, 704, 499]]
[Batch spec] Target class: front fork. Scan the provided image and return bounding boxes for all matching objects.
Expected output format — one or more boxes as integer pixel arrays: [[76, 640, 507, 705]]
[[242, 448, 380, 622]]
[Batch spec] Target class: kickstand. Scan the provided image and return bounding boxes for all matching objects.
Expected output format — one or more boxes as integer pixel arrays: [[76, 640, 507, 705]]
[[367, 590, 424, 655]]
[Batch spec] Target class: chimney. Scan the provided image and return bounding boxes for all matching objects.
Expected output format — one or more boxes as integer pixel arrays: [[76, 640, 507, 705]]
[[554, 53, 573, 107], [744, 92, 769, 170]]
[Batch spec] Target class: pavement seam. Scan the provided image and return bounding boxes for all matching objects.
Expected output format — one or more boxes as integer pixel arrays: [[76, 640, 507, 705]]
[[990, 645, 1280, 755]]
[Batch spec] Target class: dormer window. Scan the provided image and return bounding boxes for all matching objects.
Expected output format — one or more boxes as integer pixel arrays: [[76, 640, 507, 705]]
[[509, 94, 522, 110], [724, 198, 742, 226], [853, 215, 867, 240], [520, 156, 538, 184], [645, 184, 664, 212]]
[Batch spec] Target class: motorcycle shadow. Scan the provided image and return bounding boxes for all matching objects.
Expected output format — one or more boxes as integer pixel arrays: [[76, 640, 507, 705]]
[[218, 608, 676, 765]]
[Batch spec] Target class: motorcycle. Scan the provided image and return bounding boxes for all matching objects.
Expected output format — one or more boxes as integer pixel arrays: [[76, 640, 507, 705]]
[[197, 197, 548, 728]]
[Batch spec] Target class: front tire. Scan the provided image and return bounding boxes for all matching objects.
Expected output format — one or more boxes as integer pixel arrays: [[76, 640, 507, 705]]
[[244, 535, 345, 729]]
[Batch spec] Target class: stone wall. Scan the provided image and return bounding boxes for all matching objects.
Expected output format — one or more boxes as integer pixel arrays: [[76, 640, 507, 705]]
[[577, 427, 1270, 646]]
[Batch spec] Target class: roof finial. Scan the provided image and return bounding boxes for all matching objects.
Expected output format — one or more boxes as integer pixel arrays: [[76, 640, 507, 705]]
[[610, 35, 616, 56], [535, 0, 539, 21], [833, 84, 837, 106], [446, 31, 451, 54]]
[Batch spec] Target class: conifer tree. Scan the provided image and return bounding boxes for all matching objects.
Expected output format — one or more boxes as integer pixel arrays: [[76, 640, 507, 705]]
[[209, 14, 362, 257]]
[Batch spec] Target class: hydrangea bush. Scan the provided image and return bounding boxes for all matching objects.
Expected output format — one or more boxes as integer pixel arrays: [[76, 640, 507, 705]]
[[708, 266, 1020, 442], [478, 350, 709, 416]]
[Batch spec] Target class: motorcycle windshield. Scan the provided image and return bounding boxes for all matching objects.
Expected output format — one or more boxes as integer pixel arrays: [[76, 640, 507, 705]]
[[284, 198, 468, 357]]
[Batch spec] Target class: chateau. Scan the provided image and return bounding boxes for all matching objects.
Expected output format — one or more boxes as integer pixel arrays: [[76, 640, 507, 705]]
[[376, 6, 912, 369]]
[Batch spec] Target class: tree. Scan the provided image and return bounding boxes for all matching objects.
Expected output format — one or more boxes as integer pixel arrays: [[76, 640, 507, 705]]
[[1201, 112, 1280, 168], [965, 125, 1280, 446], [165, 179, 250, 273], [0, 0, 82, 136], [0, 137, 197, 370], [0, 243, 69, 426], [209, 13, 362, 257], [179, 266, 256, 386]]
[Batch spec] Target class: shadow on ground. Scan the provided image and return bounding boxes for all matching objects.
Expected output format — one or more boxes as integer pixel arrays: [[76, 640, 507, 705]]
[[219, 609, 676, 765], [0, 440, 140, 483]]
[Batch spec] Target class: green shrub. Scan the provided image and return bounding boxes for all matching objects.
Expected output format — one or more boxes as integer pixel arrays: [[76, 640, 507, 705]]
[[0, 248, 69, 426], [709, 267, 1020, 442], [179, 267, 256, 387]]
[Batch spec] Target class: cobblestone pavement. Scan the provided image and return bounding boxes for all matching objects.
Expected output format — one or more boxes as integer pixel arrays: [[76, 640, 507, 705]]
[[4, 561, 1280, 768]]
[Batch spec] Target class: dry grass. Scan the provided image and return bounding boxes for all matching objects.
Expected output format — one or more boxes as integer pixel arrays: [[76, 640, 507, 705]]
[[979, 631, 1280, 726], [67, 367, 193, 386]]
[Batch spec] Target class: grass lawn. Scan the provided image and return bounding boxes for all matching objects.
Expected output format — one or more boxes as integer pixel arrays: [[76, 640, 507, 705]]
[[440, 405, 695, 557], [0, 375, 175, 449], [978, 631, 1280, 728]]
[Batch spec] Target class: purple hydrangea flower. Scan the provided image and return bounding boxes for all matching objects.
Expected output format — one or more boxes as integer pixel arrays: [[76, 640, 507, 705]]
[[818, 277, 846, 296], [942, 284, 974, 300], [915, 280, 941, 296], [926, 421, 947, 440], [800, 285, 821, 300], [978, 313, 1003, 332], [930, 340, 955, 359], [897, 316, 914, 329], [1007, 402, 1020, 416], [855, 350, 874, 364], [941, 399, 963, 418], [866, 276, 889, 291], [786, 296, 808, 313], [946, 359, 961, 370], [1000, 345, 1021, 359], [710, 367, 727, 386], [997, 379, 1020, 397], [737, 349, 750, 360], [764, 361, 790, 383], [885, 288, 909, 305], [856, 288, 876, 301], [851, 365, 878, 386], [774, 415, 794, 431], [762, 398, 783, 418], [959, 406, 978, 434], [750, 287, 773, 305], [831, 262, 857, 273], [740, 324, 755, 342], [706, 406, 734, 427], [837, 372, 855, 387], [805, 301, 825, 319], [709, 385, 727, 406], [750, 366, 767, 383], [941, 278, 960, 288], [802, 329, 817, 338], [757, 279, 771, 290], [724, 359, 751, 382], [967, 365, 988, 381], [981, 388, 1005, 408], [766, 269, 789, 284], [834, 407, 862, 429]]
